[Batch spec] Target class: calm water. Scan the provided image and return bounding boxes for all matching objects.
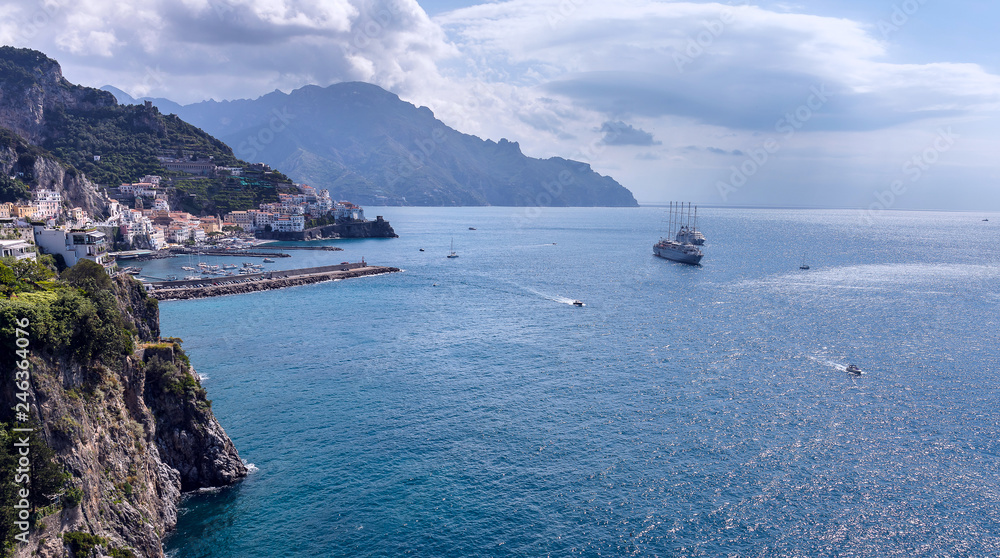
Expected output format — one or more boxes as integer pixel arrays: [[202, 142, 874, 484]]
[[161, 207, 1000, 557]]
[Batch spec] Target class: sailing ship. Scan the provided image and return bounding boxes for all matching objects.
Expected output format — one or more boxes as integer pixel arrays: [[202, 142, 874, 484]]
[[654, 202, 704, 265], [447, 237, 459, 258]]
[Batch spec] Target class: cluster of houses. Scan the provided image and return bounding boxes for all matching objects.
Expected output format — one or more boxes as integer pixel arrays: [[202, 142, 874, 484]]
[[0, 189, 88, 224], [223, 184, 365, 233], [2, 172, 367, 275]]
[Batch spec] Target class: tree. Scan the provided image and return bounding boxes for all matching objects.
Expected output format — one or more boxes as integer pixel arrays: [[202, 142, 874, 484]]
[[61, 260, 111, 293], [0, 175, 29, 203]]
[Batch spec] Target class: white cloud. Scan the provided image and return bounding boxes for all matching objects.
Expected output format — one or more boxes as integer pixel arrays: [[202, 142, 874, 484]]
[[2, 0, 999, 207]]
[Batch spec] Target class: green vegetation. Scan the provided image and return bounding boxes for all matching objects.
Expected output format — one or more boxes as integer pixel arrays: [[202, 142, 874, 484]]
[[0, 175, 29, 203], [145, 355, 205, 400], [62, 531, 104, 557], [0, 256, 57, 296], [1, 46, 291, 216], [0, 260, 135, 370], [43, 104, 239, 186], [171, 175, 284, 216], [0, 261, 160, 553], [0, 422, 71, 556], [0, 47, 66, 94], [59, 530, 136, 558]]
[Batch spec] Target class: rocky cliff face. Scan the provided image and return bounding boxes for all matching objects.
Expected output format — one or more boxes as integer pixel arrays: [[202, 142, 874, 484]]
[[7, 277, 246, 558], [0, 49, 115, 146]]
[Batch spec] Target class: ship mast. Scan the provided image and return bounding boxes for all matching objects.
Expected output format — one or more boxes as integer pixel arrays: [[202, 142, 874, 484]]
[[668, 201, 673, 239]]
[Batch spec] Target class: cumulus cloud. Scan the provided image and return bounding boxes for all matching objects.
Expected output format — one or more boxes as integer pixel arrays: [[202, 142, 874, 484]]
[[438, 1, 1000, 132], [1, 0, 999, 207], [1, 0, 457, 104]]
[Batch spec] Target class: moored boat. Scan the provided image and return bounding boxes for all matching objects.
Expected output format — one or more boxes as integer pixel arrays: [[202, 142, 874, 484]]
[[653, 239, 703, 265], [654, 202, 704, 265]]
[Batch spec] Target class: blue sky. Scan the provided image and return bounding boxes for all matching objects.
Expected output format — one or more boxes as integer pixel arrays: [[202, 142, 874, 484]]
[[1, 0, 998, 211]]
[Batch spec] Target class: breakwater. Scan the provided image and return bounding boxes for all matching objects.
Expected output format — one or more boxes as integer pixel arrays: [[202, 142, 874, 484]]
[[147, 263, 400, 300], [168, 247, 295, 258]]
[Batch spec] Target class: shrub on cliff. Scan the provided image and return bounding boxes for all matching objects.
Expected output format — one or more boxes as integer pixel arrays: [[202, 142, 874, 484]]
[[0, 175, 29, 203], [61, 260, 112, 293], [0, 422, 70, 555]]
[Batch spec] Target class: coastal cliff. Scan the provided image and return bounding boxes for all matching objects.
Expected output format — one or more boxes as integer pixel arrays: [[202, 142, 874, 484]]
[[0, 272, 246, 558]]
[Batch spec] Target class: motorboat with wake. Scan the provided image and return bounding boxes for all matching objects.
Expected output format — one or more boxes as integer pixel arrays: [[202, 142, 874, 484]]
[[846, 364, 863, 375]]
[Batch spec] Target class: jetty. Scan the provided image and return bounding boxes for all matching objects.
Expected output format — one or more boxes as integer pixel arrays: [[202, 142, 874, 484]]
[[168, 247, 293, 258], [145, 262, 400, 300], [257, 245, 344, 251]]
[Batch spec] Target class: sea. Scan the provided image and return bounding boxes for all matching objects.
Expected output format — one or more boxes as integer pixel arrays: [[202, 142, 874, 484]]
[[148, 206, 1000, 557]]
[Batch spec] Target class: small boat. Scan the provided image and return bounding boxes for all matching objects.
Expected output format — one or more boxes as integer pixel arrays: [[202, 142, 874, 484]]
[[984, 218, 990, 222], [263, 258, 275, 263], [182, 266, 196, 271], [572, 300, 584, 307], [469, 227, 477, 230], [447, 237, 459, 258], [419, 248, 425, 252], [846, 364, 862, 375]]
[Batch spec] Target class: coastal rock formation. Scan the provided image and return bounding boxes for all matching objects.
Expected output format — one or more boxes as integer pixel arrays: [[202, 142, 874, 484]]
[[3, 277, 246, 558], [256, 216, 398, 241], [0, 128, 106, 217]]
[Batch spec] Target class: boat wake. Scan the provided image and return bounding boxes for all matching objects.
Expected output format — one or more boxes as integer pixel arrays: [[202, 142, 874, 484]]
[[807, 355, 863, 374], [524, 287, 582, 306]]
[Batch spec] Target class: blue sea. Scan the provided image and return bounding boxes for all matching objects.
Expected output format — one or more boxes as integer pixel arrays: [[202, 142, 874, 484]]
[[156, 207, 1000, 557]]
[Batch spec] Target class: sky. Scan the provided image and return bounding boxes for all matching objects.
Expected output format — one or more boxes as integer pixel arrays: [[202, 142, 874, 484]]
[[1, 0, 999, 210]]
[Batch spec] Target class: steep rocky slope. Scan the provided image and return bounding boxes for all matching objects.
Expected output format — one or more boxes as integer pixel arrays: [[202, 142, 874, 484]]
[[1, 275, 246, 558]]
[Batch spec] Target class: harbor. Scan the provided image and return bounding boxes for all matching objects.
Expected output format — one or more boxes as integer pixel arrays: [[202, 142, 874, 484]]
[[145, 262, 400, 300]]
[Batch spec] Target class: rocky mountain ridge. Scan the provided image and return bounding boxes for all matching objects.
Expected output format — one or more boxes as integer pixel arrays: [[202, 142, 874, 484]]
[[107, 82, 639, 207]]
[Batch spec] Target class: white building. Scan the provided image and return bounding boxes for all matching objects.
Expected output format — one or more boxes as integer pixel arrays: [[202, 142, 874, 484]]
[[150, 226, 166, 250], [32, 226, 112, 269], [31, 189, 62, 219], [0, 240, 36, 261]]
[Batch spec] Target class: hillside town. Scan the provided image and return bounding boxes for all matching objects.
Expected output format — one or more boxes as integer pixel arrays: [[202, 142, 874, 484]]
[[1, 166, 371, 274]]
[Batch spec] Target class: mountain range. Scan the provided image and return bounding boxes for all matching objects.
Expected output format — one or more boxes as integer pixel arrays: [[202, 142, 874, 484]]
[[103, 83, 638, 207]]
